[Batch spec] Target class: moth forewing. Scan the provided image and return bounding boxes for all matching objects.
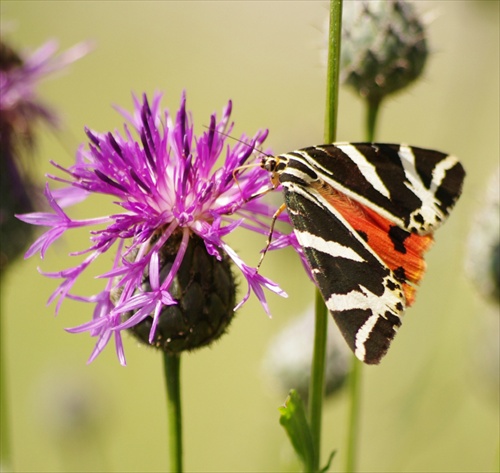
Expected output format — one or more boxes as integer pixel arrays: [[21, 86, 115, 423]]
[[261, 142, 465, 363]]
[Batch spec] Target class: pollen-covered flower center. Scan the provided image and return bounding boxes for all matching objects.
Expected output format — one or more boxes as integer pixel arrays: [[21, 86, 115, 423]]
[[123, 231, 237, 353]]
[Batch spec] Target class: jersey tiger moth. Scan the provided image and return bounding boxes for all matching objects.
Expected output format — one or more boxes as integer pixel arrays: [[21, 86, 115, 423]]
[[261, 143, 465, 364]]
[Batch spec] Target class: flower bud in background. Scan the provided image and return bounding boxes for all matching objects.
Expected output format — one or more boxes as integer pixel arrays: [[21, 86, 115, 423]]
[[262, 306, 350, 402], [340, 0, 428, 104], [466, 169, 500, 303], [465, 169, 499, 404], [0, 38, 88, 274], [18, 92, 300, 364]]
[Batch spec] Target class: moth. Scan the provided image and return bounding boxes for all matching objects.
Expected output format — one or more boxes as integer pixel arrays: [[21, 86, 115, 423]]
[[261, 143, 465, 364]]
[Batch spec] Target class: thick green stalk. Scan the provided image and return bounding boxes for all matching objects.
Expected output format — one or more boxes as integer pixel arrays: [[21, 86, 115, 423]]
[[163, 352, 183, 473], [365, 97, 381, 142], [308, 1, 343, 471], [309, 290, 329, 472], [324, 0, 343, 144]]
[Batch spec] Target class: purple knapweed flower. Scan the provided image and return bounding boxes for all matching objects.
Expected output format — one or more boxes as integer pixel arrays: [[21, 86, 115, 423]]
[[0, 38, 88, 272], [18, 92, 299, 365]]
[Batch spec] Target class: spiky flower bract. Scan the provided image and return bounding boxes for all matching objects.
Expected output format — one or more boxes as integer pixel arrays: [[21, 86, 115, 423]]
[[18, 92, 296, 364]]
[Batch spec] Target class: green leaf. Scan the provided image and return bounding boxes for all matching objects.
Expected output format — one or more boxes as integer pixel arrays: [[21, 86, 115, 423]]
[[279, 390, 315, 470], [320, 449, 337, 473]]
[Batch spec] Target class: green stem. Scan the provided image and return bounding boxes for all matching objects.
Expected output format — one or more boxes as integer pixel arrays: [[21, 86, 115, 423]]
[[0, 289, 12, 471], [344, 357, 362, 472], [345, 90, 383, 473], [496, 441, 500, 473], [309, 290, 329, 472], [324, 0, 343, 144], [308, 1, 343, 472], [365, 97, 381, 142], [163, 352, 183, 473]]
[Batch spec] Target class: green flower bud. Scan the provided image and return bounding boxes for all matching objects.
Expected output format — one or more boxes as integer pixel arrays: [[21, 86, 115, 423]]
[[340, 0, 428, 103], [121, 231, 237, 353]]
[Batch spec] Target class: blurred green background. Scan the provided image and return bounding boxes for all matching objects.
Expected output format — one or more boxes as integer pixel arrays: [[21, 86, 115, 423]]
[[1, 1, 498, 472]]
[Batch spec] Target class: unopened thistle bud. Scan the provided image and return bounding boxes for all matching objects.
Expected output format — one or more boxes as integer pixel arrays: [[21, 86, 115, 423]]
[[340, 0, 428, 103]]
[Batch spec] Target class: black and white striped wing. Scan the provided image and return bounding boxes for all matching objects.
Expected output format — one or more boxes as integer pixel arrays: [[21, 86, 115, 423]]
[[283, 143, 465, 235], [283, 181, 405, 364]]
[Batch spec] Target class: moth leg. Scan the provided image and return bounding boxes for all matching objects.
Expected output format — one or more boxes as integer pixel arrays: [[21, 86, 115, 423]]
[[257, 202, 287, 271]]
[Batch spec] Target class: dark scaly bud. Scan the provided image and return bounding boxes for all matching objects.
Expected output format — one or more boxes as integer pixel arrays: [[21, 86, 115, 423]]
[[121, 231, 237, 353]]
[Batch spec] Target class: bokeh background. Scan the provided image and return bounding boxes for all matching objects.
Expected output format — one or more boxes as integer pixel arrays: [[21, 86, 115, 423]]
[[1, 1, 498, 472]]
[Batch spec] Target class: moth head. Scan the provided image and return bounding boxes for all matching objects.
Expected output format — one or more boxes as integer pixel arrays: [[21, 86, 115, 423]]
[[261, 155, 286, 188], [261, 155, 278, 173]]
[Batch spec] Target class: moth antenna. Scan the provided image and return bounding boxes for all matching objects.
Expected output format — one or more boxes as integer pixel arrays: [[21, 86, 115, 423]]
[[202, 124, 272, 158]]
